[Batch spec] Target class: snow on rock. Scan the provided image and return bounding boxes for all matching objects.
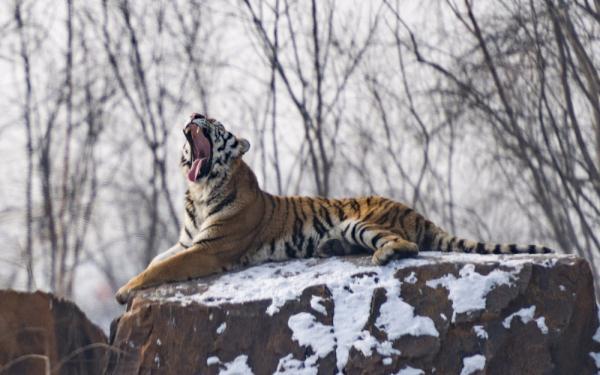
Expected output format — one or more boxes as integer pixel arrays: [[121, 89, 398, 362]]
[[426, 263, 519, 322], [288, 311, 403, 370], [288, 312, 335, 358], [352, 330, 400, 358], [310, 295, 327, 315], [219, 355, 253, 375], [460, 354, 485, 375], [286, 262, 434, 371], [591, 305, 600, 370], [216, 322, 227, 334], [375, 284, 438, 339], [472, 325, 488, 340], [108, 252, 600, 374], [502, 306, 535, 328], [164, 256, 428, 314], [329, 266, 390, 370], [207, 356, 220, 366], [594, 304, 600, 343], [535, 317, 549, 334], [589, 352, 600, 369], [502, 306, 548, 334], [403, 272, 417, 284], [275, 354, 318, 375], [395, 366, 425, 375], [559, 284, 566, 291]]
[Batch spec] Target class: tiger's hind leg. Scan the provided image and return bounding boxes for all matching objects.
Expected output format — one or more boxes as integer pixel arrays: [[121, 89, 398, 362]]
[[339, 221, 418, 265]]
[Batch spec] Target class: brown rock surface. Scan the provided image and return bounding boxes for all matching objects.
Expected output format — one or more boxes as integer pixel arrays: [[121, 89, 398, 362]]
[[0, 290, 108, 375], [107, 254, 600, 374]]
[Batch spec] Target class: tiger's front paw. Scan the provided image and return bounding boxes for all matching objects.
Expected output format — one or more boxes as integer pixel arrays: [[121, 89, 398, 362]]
[[115, 276, 144, 305], [371, 242, 418, 265], [115, 285, 132, 305]]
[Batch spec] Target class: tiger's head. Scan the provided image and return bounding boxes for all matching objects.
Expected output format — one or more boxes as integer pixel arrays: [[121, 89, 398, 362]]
[[181, 113, 250, 184]]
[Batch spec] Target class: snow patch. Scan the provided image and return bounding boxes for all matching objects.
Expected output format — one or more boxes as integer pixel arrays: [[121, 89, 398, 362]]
[[207, 356, 220, 366], [219, 355, 253, 375], [502, 306, 548, 334], [375, 284, 438, 339], [382, 357, 392, 365], [404, 272, 417, 284], [593, 304, 600, 343], [328, 263, 434, 370], [535, 317, 549, 334], [352, 330, 400, 357], [395, 366, 425, 375], [287, 313, 401, 371], [503, 306, 534, 328], [426, 264, 519, 321], [473, 325, 488, 339], [589, 352, 600, 369], [310, 296, 327, 315], [288, 313, 335, 358], [541, 258, 558, 268], [286, 264, 437, 373], [274, 354, 318, 375], [216, 322, 226, 334], [460, 354, 485, 375], [170, 257, 429, 315], [157, 254, 569, 313]]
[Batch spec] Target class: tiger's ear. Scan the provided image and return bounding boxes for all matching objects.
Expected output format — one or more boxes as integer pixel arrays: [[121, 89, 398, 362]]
[[239, 138, 250, 155]]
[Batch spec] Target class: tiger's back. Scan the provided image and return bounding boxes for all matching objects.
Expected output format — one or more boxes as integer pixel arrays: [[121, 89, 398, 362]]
[[210, 168, 552, 270], [241, 194, 427, 265]]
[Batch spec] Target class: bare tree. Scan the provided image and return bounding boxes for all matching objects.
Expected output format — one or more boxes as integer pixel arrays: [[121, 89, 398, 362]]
[[14, 0, 34, 290], [384, 0, 600, 278], [242, 0, 382, 196], [3, 0, 600, 324]]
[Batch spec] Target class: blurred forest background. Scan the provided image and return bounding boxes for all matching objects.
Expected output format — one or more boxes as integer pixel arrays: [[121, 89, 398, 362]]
[[1, 0, 599, 331]]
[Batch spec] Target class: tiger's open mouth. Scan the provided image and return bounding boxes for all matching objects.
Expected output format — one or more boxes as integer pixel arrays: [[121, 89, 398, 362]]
[[185, 123, 212, 182]]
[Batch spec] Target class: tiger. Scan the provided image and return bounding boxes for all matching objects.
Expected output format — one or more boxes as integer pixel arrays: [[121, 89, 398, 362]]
[[115, 113, 552, 304]]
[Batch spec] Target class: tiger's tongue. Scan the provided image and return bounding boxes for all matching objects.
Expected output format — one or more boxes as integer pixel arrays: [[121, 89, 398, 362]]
[[186, 125, 211, 182], [187, 159, 204, 182]]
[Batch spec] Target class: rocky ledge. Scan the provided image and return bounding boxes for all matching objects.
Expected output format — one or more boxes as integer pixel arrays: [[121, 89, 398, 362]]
[[0, 290, 107, 375], [108, 253, 600, 374]]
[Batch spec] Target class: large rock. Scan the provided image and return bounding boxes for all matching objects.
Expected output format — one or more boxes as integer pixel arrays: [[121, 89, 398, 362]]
[[107, 253, 600, 374], [0, 290, 108, 375]]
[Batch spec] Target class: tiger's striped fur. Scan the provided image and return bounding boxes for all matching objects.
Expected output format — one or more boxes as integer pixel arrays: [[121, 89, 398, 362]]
[[115, 114, 552, 304]]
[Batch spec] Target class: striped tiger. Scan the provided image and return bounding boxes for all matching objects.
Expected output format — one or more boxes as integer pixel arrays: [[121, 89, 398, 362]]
[[115, 114, 552, 304]]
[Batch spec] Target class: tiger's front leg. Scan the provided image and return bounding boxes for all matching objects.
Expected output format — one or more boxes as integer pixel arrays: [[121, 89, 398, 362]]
[[115, 243, 242, 304], [149, 242, 186, 266]]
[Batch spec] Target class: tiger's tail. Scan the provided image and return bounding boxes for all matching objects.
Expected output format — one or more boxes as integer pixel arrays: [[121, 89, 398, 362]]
[[422, 231, 553, 255]]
